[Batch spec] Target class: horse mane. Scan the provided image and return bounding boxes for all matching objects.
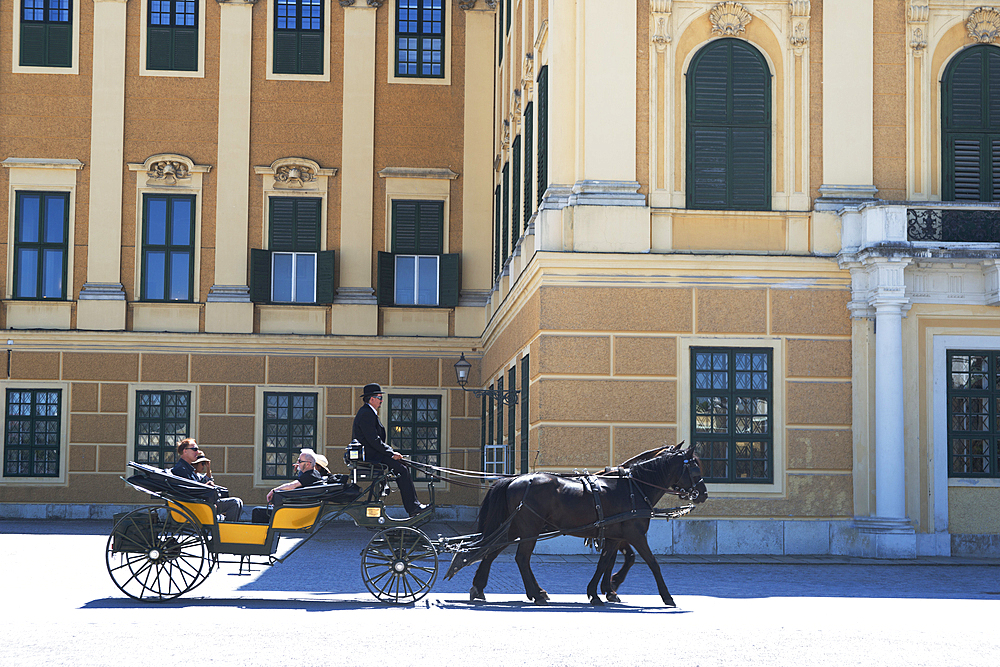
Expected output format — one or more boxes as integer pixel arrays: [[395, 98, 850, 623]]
[[629, 447, 686, 484]]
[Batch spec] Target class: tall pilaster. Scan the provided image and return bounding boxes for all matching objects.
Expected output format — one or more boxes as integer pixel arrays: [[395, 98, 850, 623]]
[[333, 2, 379, 334], [818, 0, 877, 208], [205, 0, 256, 333], [77, 0, 129, 330]]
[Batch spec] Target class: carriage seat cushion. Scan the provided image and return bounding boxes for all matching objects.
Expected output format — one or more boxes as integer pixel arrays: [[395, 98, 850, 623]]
[[272, 481, 363, 508], [126, 462, 220, 503]]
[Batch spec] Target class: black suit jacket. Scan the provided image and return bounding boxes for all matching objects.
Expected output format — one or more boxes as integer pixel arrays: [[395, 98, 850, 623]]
[[352, 404, 394, 463]]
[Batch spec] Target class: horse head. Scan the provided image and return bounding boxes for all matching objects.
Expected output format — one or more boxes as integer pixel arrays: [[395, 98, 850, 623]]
[[654, 445, 708, 504]]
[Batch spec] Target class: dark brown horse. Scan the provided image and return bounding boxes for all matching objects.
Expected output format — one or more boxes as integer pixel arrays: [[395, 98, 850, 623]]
[[447, 445, 707, 606]]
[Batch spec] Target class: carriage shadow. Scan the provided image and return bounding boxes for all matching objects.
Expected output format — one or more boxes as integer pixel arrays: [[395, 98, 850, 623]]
[[80, 596, 394, 612], [430, 599, 689, 613]]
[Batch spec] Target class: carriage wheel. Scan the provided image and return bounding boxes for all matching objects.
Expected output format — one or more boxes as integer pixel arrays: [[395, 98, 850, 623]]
[[361, 526, 438, 604], [105, 505, 211, 601]]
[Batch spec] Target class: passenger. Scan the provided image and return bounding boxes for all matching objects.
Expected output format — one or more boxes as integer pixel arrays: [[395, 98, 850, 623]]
[[352, 383, 428, 517], [266, 448, 325, 502], [193, 453, 212, 477], [171, 438, 244, 521], [314, 453, 332, 477]]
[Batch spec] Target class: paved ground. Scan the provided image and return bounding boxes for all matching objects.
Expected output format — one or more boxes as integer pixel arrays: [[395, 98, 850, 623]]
[[2, 518, 999, 666]]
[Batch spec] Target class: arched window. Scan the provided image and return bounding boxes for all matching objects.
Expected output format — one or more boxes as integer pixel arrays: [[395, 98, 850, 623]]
[[942, 45, 1000, 201], [686, 38, 771, 210]]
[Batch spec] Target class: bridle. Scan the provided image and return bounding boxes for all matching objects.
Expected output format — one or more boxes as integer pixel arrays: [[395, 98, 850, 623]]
[[672, 458, 704, 501]]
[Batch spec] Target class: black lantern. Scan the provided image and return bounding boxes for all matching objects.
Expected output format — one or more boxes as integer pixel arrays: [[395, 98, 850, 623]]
[[454, 353, 519, 405]]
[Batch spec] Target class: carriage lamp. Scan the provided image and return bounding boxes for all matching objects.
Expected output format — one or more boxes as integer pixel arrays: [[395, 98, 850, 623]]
[[454, 353, 520, 405]]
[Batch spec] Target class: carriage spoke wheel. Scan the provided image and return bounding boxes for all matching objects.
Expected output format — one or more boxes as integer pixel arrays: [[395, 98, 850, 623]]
[[105, 505, 211, 602], [361, 526, 438, 604]]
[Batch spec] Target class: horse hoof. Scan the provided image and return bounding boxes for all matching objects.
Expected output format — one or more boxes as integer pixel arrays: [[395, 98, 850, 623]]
[[663, 596, 676, 608], [534, 597, 549, 605], [606, 592, 620, 603], [589, 596, 604, 606], [469, 586, 485, 602]]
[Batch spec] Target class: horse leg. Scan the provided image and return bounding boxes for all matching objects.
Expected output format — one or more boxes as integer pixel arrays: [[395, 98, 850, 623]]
[[470, 549, 502, 602], [588, 544, 618, 605], [606, 544, 636, 603], [630, 535, 675, 607], [513, 539, 548, 604]]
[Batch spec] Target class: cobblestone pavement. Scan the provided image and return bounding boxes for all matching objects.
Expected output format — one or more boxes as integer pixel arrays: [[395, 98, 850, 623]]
[[2, 519, 999, 667]]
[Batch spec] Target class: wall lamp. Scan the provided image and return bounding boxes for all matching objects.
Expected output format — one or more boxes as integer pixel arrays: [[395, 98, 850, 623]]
[[454, 352, 520, 406]]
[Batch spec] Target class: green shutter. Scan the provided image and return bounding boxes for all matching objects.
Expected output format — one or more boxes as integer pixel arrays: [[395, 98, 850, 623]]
[[392, 202, 419, 253], [511, 136, 521, 252], [523, 102, 533, 230], [249, 249, 272, 302], [493, 185, 501, 282], [536, 66, 548, 205], [947, 135, 985, 200], [147, 27, 173, 71], [294, 199, 321, 252], [298, 32, 324, 76], [502, 163, 509, 264], [172, 27, 198, 72], [316, 250, 335, 304], [688, 129, 729, 209], [377, 251, 395, 306], [269, 199, 296, 251], [20, 24, 46, 67], [943, 45, 1000, 202], [416, 201, 444, 254], [273, 32, 298, 74], [438, 253, 460, 308], [46, 24, 72, 68]]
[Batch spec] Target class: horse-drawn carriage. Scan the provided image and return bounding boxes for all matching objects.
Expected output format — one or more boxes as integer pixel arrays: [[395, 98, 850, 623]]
[[106, 443, 707, 606]]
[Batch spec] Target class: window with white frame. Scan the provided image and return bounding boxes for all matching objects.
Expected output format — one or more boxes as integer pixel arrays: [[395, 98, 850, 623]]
[[250, 197, 334, 304], [377, 200, 459, 307]]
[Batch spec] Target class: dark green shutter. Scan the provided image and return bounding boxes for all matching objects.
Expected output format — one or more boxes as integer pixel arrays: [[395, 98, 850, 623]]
[[270, 199, 296, 250], [46, 24, 72, 68], [416, 202, 444, 254], [392, 202, 418, 253], [250, 249, 272, 302], [377, 251, 395, 306], [438, 253, 460, 308], [299, 32, 324, 76], [269, 198, 320, 251], [512, 136, 521, 251], [502, 162, 509, 264], [523, 102, 533, 229], [687, 38, 770, 211], [536, 66, 548, 206], [520, 354, 529, 473], [316, 250, 335, 304], [173, 28, 198, 72], [481, 393, 488, 472], [494, 185, 502, 282], [20, 24, 46, 67], [949, 135, 985, 200], [943, 45, 1000, 202], [274, 32, 298, 74], [147, 27, 173, 70], [294, 199, 321, 252]]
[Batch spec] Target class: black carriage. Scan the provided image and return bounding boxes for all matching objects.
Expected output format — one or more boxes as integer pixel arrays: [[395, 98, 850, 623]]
[[106, 459, 438, 604]]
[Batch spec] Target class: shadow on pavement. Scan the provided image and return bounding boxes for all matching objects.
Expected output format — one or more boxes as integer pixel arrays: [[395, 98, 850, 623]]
[[79, 596, 392, 611]]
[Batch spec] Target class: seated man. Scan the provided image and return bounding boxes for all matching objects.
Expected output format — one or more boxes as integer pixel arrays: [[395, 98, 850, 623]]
[[266, 448, 325, 503], [171, 438, 243, 521]]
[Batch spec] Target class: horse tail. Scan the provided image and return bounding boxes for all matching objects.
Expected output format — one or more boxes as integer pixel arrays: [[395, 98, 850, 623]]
[[478, 476, 516, 536]]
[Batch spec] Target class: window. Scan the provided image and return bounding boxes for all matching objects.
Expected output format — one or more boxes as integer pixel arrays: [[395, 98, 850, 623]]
[[4, 389, 61, 477], [507, 365, 516, 475], [493, 185, 502, 283], [520, 354, 529, 473], [20, 0, 72, 68], [495, 376, 505, 473], [511, 136, 521, 252], [536, 66, 548, 206], [388, 394, 440, 481], [947, 350, 1000, 477], [273, 0, 323, 75], [377, 200, 459, 307], [483, 386, 504, 474], [502, 162, 510, 266], [13, 192, 68, 300], [250, 198, 334, 304], [686, 38, 770, 210], [691, 347, 773, 483], [523, 102, 534, 229], [141, 194, 195, 302], [942, 45, 1000, 201], [134, 391, 190, 468], [395, 0, 444, 78], [263, 392, 317, 479], [147, 0, 197, 72]]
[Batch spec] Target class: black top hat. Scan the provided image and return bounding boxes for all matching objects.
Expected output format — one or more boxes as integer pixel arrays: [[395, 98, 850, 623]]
[[361, 383, 384, 398]]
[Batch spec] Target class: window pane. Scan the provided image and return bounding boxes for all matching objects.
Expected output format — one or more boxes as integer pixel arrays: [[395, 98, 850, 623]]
[[395, 255, 416, 305], [147, 199, 167, 245], [295, 253, 315, 303], [42, 249, 63, 298], [145, 251, 165, 300], [169, 251, 190, 300], [171, 199, 192, 245], [18, 196, 40, 243], [273, 253, 293, 302], [417, 256, 438, 305], [44, 197, 65, 243]]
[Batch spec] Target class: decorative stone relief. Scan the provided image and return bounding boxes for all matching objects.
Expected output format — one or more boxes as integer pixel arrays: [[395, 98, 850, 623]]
[[459, 0, 496, 9], [967, 6, 1000, 44], [147, 159, 190, 185], [908, 0, 928, 52], [512, 90, 522, 124], [790, 0, 809, 49], [274, 163, 317, 189], [709, 1, 752, 37], [501, 120, 510, 151], [651, 1, 671, 51], [521, 54, 534, 94], [254, 157, 336, 191]]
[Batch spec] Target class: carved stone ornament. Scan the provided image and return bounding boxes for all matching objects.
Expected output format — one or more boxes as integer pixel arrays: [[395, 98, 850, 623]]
[[458, 0, 477, 9], [340, 0, 382, 7], [910, 27, 927, 51], [791, 22, 808, 48], [709, 2, 752, 37], [908, 0, 929, 24], [652, 17, 671, 50], [650, 0, 671, 12], [967, 7, 1000, 44], [147, 160, 190, 185], [274, 163, 318, 188]]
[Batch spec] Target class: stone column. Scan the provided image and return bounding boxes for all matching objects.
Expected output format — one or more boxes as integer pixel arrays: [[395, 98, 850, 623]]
[[817, 0, 877, 208], [332, 2, 379, 334], [77, 0, 129, 330], [204, 0, 256, 333]]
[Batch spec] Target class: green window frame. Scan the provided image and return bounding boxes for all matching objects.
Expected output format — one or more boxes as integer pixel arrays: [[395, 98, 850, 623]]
[[523, 102, 534, 230], [502, 162, 510, 266], [147, 0, 198, 72], [20, 0, 72, 68], [4, 389, 61, 478], [388, 394, 440, 481], [13, 191, 69, 300], [493, 185, 502, 283], [250, 197, 334, 304], [134, 391, 190, 468], [942, 45, 1000, 201], [377, 200, 459, 307], [263, 392, 317, 480], [691, 347, 773, 483], [947, 350, 1000, 477], [686, 38, 771, 211], [507, 365, 516, 475], [511, 137, 521, 253], [520, 354, 529, 474], [141, 194, 195, 302], [273, 0, 324, 75], [536, 66, 548, 206], [395, 0, 445, 78]]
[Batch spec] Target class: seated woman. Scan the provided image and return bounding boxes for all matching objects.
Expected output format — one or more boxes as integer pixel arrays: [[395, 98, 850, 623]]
[[266, 448, 325, 503]]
